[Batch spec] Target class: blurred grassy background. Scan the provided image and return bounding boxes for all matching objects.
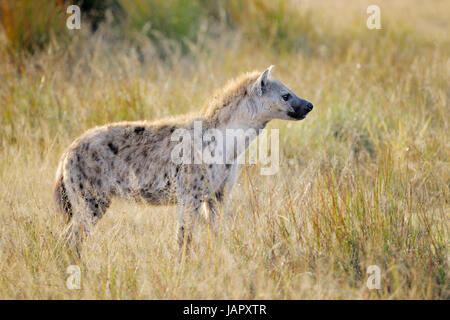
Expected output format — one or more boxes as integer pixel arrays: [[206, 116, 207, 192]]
[[0, 0, 448, 299]]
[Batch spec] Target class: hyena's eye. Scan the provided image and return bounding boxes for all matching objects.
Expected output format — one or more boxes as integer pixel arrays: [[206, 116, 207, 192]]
[[282, 94, 290, 101]]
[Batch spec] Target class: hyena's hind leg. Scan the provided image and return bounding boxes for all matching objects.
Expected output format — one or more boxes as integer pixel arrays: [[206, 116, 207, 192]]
[[70, 195, 110, 245], [58, 177, 111, 250]]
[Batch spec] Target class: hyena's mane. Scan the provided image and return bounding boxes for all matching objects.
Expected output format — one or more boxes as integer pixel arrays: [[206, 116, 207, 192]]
[[201, 71, 260, 125]]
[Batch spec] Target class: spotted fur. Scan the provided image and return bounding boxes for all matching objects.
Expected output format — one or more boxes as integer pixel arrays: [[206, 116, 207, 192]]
[[54, 66, 313, 248]]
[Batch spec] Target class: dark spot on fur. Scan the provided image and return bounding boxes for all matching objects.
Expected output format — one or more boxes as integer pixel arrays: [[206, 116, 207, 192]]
[[215, 191, 223, 202], [209, 164, 213, 168], [142, 150, 147, 157], [126, 155, 132, 162], [108, 142, 118, 155], [82, 142, 90, 151], [134, 127, 145, 134], [140, 189, 161, 203], [91, 151, 99, 161], [226, 164, 231, 169], [97, 179, 102, 187], [78, 166, 87, 179], [79, 183, 83, 190]]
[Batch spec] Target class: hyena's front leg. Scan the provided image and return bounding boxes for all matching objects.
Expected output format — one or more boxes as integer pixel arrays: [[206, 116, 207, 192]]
[[205, 165, 238, 229], [175, 163, 206, 248], [205, 190, 224, 228], [176, 195, 203, 248]]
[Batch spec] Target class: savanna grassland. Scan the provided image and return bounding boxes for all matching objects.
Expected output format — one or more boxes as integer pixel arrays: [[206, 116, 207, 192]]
[[0, 0, 448, 299]]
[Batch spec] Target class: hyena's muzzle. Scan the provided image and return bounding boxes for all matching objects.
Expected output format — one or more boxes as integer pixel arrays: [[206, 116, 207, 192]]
[[287, 95, 313, 120]]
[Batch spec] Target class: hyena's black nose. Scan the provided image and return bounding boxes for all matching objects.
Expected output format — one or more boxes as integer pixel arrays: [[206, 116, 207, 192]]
[[305, 102, 313, 112]]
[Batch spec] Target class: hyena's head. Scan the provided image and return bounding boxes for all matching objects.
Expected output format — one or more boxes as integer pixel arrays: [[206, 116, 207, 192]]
[[249, 65, 313, 121]]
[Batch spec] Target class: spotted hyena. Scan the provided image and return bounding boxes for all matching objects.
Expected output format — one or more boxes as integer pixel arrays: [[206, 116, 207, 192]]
[[54, 66, 313, 248]]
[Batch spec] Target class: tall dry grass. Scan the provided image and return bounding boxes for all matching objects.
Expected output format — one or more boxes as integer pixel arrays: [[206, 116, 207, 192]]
[[0, 0, 448, 299]]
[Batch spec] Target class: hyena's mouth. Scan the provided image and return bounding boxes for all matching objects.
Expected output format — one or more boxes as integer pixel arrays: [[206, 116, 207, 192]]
[[288, 100, 313, 120], [287, 112, 305, 120], [287, 110, 310, 120]]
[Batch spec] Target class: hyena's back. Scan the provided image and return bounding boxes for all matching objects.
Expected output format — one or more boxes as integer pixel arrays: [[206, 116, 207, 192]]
[[54, 120, 182, 222]]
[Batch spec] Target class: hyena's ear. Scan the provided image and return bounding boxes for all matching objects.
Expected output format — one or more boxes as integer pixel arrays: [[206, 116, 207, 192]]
[[255, 65, 274, 96]]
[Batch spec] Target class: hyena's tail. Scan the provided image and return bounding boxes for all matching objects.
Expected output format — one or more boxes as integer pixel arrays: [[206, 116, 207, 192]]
[[54, 171, 73, 223]]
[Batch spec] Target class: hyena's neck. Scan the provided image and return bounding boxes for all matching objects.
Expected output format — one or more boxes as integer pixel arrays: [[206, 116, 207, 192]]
[[198, 117, 270, 164], [201, 93, 269, 132], [199, 95, 270, 163], [219, 118, 269, 133]]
